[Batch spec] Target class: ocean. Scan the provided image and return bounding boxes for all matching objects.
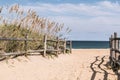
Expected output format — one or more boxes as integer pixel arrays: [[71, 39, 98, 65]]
[[71, 41, 109, 49]]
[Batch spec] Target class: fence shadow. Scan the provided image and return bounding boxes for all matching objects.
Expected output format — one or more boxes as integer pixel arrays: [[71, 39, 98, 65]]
[[98, 56, 108, 80], [90, 56, 115, 80], [90, 56, 99, 80], [0, 57, 6, 61]]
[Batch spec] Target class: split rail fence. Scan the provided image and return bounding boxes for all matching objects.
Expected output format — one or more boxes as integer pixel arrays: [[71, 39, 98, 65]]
[[0, 35, 72, 58], [109, 32, 120, 71]]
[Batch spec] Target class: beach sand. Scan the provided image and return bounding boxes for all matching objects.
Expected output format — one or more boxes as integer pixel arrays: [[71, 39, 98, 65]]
[[0, 49, 118, 80]]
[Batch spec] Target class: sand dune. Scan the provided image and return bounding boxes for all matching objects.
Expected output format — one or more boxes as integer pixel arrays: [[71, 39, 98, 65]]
[[0, 49, 118, 80]]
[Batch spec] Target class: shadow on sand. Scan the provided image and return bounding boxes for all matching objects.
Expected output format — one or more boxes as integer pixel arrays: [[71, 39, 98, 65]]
[[90, 56, 115, 80], [98, 56, 108, 80], [90, 56, 99, 80]]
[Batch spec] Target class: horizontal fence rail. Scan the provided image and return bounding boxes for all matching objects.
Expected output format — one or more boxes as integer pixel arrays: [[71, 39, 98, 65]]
[[0, 38, 42, 41], [0, 35, 72, 59]]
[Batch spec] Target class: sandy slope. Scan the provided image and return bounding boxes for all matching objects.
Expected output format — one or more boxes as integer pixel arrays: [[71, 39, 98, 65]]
[[0, 49, 118, 80]]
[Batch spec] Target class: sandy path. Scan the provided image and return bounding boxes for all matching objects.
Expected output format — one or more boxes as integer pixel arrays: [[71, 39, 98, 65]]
[[0, 49, 118, 80]]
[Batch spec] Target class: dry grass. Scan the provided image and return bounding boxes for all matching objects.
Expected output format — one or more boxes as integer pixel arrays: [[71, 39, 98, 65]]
[[0, 4, 71, 53]]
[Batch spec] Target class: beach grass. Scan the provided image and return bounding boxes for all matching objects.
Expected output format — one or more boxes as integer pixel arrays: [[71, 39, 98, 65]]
[[0, 4, 71, 53]]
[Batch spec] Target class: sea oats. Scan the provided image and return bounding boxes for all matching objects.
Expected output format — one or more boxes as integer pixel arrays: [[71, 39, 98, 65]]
[[0, 4, 71, 52]]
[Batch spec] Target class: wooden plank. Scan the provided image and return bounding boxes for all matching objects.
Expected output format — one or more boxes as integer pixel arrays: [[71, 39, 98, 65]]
[[56, 37, 59, 56], [111, 38, 120, 41], [0, 49, 60, 57], [63, 40, 66, 54], [47, 39, 65, 42], [0, 37, 42, 41], [70, 41, 72, 53], [116, 36, 119, 61], [111, 48, 120, 53], [111, 39, 114, 52], [43, 35, 47, 57], [46, 49, 60, 52], [24, 34, 28, 56], [114, 32, 117, 61], [111, 35, 115, 60], [118, 40, 120, 50], [27, 50, 44, 53], [0, 51, 25, 56], [109, 35, 113, 60], [0, 49, 61, 57]]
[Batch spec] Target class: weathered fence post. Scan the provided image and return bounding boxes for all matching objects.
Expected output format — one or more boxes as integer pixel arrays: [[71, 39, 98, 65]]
[[109, 35, 114, 65], [63, 40, 66, 54], [110, 35, 112, 59], [118, 40, 119, 50], [114, 32, 117, 61], [112, 35, 114, 61], [70, 41, 72, 53], [43, 35, 47, 57], [24, 34, 28, 56], [56, 37, 59, 56]]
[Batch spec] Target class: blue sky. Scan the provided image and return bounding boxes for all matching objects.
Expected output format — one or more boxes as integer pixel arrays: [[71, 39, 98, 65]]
[[0, 0, 119, 4], [0, 0, 120, 41]]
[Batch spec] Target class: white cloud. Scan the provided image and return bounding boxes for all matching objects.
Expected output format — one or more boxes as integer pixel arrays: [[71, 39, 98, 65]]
[[13, 1, 120, 40], [23, 1, 120, 16]]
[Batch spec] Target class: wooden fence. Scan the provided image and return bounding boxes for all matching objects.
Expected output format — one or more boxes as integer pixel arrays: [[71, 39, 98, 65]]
[[109, 32, 120, 71], [0, 35, 72, 58]]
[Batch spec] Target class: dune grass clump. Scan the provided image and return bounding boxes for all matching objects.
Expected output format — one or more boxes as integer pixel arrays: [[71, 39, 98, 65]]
[[0, 24, 43, 52], [0, 4, 71, 53]]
